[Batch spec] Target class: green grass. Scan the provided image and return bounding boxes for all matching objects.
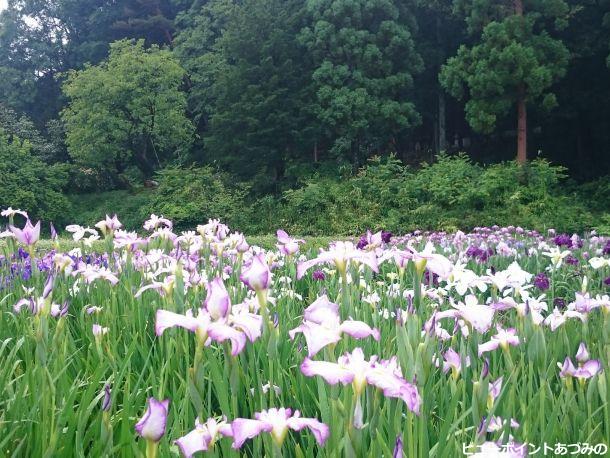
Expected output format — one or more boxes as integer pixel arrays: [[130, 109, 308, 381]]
[[1, 235, 344, 253]]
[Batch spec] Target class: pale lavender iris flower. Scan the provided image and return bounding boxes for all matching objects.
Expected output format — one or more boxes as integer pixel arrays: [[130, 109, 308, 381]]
[[1, 207, 28, 219], [407, 242, 453, 279], [9, 219, 41, 246], [296, 241, 378, 280], [230, 408, 329, 448], [478, 327, 520, 356], [452, 295, 495, 334], [135, 397, 170, 442], [175, 417, 233, 457], [156, 278, 262, 355], [240, 254, 271, 292], [276, 229, 304, 256], [203, 277, 231, 320], [95, 214, 122, 236], [143, 214, 173, 231], [300, 348, 421, 415], [575, 342, 590, 363], [289, 295, 380, 357], [559, 344, 602, 381]]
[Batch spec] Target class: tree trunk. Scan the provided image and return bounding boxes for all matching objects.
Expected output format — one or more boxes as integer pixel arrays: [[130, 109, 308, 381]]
[[436, 15, 447, 153], [515, 0, 526, 163], [516, 86, 527, 164], [438, 90, 447, 152], [133, 138, 155, 178], [514, 0, 523, 15]]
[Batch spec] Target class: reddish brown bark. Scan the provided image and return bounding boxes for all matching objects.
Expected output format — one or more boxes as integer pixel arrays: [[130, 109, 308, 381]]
[[515, 0, 526, 164]]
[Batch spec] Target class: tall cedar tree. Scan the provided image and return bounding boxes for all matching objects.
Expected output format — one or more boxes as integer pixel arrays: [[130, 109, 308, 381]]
[[440, 0, 570, 163], [299, 0, 423, 165], [412, 0, 464, 157]]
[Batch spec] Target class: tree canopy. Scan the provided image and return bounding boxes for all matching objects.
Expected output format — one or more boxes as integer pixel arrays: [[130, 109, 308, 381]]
[[0, 0, 608, 194], [62, 39, 193, 185]]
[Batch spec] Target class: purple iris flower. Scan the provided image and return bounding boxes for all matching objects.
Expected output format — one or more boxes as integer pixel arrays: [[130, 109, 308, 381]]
[[533, 273, 550, 291], [102, 384, 112, 411], [553, 234, 571, 247], [553, 297, 566, 309], [312, 270, 326, 281], [381, 230, 393, 244]]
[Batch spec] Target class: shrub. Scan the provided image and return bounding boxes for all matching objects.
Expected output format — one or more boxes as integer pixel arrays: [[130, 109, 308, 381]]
[[60, 155, 604, 236], [142, 165, 246, 231], [67, 190, 152, 230], [278, 154, 598, 235], [0, 130, 70, 225]]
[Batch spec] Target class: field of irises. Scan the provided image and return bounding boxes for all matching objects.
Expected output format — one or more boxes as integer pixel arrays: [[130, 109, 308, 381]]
[[1, 208, 609, 457]]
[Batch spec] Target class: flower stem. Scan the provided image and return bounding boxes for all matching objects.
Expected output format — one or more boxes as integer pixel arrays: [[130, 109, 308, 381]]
[[145, 440, 158, 458]]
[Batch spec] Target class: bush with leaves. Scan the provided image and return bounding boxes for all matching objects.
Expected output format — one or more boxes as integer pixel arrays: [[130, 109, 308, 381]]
[[278, 154, 599, 235], [143, 165, 246, 231], [65, 155, 604, 236], [0, 129, 70, 224]]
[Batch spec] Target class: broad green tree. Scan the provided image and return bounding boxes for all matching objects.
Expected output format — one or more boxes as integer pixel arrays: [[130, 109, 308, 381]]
[[62, 40, 193, 183], [299, 0, 422, 165], [440, 0, 570, 163]]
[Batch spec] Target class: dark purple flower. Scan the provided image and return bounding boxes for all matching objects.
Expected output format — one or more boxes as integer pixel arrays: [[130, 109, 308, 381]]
[[553, 297, 566, 310], [533, 273, 550, 291], [553, 234, 571, 247], [312, 270, 326, 281], [42, 274, 55, 299], [393, 436, 403, 458], [423, 269, 438, 287], [381, 231, 393, 244], [565, 255, 579, 266], [356, 236, 368, 250], [466, 246, 481, 258], [273, 313, 279, 328], [603, 241, 610, 256], [480, 359, 489, 379], [604, 276, 610, 287], [465, 245, 493, 263]]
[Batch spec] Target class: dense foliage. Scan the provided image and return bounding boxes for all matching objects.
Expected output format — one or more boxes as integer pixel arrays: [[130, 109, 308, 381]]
[[62, 40, 193, 185], [0, 0, 609, 233], [0, 129, 69, 223], [61, 155, 607, 236]]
